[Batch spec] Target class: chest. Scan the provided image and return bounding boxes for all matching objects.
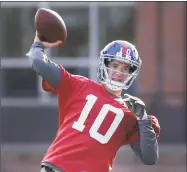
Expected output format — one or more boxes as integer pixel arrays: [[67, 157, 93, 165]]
[[63, 86, 136, 144]]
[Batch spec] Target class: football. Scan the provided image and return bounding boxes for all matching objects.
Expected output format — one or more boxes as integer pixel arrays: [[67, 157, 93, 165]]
[[35, 8, 67, 43]]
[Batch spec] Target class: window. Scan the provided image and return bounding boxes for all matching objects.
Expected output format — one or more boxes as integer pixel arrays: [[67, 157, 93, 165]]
[[1, 7, 89, 98], [1, 68, 37, 97], [1, 8, 37, 58], [50, 7, 89, 58], [99, 6, 134, 50]]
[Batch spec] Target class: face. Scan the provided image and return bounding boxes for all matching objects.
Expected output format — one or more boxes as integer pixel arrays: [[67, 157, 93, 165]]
[[107, 60, 129, 83]]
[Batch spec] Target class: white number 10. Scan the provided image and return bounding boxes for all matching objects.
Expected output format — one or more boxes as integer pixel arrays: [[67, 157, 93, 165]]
[[72, 94, 124, 144]]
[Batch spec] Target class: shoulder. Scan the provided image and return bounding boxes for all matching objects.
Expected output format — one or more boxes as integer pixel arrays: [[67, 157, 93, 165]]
[[73, 74, 102, 88], [58, 65, 90, 85], [72, 74, 90, 82]]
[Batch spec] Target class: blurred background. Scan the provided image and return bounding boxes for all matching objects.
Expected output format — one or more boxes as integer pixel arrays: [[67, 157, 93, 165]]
[[0, 1, 186, 172]]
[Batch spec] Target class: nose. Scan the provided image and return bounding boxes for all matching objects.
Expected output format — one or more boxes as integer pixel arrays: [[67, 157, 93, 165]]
[[115, 67, 124, 74], [113, 69, 124, 79]]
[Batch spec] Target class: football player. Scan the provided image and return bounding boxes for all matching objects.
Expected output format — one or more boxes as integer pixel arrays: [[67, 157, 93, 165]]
[[26, 32, 160, 172]]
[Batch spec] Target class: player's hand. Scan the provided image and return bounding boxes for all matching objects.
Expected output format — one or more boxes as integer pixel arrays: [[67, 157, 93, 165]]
[[34, 31, 62, 48], [123, 94, 147, 120]]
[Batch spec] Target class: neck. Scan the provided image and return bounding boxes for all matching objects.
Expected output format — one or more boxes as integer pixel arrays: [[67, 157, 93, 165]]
[[104, 84, 122, 97]]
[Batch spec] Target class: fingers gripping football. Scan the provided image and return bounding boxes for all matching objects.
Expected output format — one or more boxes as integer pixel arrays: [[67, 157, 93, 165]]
[[34, 31, 62, 48], [123, 94, 147, 120]]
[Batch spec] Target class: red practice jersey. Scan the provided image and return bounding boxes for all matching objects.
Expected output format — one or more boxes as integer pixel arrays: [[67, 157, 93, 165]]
[[42, 66, 160, 172]]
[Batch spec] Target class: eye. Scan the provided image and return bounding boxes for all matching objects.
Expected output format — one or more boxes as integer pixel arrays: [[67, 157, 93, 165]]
[[122, 66, 129, 72], [112, 64, 118, 68], [124, 66, 129, 70]]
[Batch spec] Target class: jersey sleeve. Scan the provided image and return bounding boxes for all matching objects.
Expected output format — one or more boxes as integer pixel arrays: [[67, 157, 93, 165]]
[[42, 79, 58, 94], [42, 65, 88, 102], [124, 115, 160, 145], [42, 64, 64, 94]]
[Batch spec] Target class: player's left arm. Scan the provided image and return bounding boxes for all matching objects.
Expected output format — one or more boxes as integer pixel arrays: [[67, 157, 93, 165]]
[[131, 118, 159, 165], [124, 94, 160, 165]]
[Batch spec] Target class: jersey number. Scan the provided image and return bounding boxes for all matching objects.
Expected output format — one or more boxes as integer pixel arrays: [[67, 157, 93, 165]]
[[72, 94, 124, 144]]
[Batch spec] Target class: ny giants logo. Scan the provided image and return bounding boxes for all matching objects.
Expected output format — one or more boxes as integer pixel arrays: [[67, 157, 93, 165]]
[[116, 46, 132, 60]]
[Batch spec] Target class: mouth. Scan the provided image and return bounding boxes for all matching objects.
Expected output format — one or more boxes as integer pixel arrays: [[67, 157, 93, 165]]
[[112, 78, 123, 82]]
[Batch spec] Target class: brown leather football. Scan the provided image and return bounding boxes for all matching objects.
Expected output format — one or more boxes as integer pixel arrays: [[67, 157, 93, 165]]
[[35, 8, 67, 43]]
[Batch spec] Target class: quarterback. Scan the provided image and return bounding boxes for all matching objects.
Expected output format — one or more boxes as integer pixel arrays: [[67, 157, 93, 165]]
[[26, 32, 160, 172]]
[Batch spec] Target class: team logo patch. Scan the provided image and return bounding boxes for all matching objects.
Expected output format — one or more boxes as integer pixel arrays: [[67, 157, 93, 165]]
[[116, 46, 132, 61]]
